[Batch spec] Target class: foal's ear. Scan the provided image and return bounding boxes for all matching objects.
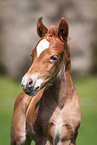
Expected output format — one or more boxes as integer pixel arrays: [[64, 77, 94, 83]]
[[37, 17, 48, 37], [58, 17, 69, 42]]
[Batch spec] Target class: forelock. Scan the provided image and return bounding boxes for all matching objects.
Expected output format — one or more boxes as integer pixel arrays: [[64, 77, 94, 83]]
[[48, 25, 58, 36]]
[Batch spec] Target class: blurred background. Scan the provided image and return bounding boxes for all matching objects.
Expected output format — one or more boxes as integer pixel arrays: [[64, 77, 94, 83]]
[[0, 0, 97, 145]]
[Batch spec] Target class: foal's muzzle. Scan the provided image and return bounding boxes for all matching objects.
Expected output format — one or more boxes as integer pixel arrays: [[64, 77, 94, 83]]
[[21, 74, 43, 96]]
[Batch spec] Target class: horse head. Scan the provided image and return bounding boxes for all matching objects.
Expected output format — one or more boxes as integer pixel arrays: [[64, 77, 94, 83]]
[[21, 17, 69, 96]]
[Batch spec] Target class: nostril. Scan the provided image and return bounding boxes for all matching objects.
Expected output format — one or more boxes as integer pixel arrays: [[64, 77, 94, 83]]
[[28, 79, 33, 86], [29, 80, 33, 85], [21, 78, 33, 91]]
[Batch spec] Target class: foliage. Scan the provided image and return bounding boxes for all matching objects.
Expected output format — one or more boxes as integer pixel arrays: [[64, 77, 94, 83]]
[[0, 75, 97, 145]]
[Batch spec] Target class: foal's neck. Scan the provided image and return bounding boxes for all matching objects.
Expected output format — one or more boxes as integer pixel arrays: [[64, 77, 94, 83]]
[[48, 66, 73, 109]]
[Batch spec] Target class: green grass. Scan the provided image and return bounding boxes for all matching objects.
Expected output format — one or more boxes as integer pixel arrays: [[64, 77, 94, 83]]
[[74, 76, 97, 145], [0, 76, 21, 145], [0, 75, 97, 145]]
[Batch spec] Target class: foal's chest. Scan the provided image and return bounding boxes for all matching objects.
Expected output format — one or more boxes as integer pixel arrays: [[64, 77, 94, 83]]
[[35, 91, 80, 144], [47, 106, 74, 141], [38, 101, 76, 142]]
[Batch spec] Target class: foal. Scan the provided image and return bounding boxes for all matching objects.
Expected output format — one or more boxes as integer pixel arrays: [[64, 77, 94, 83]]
[[11, 17, 81, 145]]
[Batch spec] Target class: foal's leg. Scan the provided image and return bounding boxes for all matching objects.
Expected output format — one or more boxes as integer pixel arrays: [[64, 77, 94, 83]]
[[35, 138, 46, 145], [70, 143, 76, 145], [11, 104, 26, 145], [24, 135, 32, 145], [11, 92, 32, 145], [35, 134, 48, 145], [70, 130, 78, 145]]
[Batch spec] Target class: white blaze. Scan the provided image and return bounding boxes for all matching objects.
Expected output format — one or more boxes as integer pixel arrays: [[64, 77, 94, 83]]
[[36, 39, 50, 57]]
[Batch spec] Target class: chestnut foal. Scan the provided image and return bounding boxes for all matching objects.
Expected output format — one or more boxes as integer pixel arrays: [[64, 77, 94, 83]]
[[11, 17, 81, 145]]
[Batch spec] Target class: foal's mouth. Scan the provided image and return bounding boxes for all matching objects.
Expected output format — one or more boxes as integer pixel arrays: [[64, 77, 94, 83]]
[[24, 86, 40, 96]]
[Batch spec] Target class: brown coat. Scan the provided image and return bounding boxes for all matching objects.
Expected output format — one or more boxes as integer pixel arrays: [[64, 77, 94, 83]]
[[11, 17, 81, 145]]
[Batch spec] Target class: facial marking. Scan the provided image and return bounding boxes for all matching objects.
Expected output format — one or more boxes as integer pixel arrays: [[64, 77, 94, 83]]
[[30, 73, 44, 88], [21, 74, 30, 86], [36, 39, 50, 57]]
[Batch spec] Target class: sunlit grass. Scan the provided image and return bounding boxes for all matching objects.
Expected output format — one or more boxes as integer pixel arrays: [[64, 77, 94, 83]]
[[0, 76, 21, 145], [74, 76, 97, 98], [74, 76, 97, 145], [0, 75, 97, 145]]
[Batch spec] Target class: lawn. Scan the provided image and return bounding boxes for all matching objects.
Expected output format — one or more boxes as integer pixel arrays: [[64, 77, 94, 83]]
[[0, 75, 97, 145]]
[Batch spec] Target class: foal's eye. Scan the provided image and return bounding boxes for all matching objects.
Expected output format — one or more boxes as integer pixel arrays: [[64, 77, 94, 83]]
[[50, 55, 58, 61]]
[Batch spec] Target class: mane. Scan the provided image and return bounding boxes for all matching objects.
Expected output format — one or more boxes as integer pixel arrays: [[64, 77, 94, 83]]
[[65, 43, 71, 74], [48, 25, 58, 36]]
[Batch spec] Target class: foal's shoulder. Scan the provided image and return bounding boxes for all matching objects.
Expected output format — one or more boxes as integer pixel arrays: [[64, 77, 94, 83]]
[[14, 91, 32, 112]]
